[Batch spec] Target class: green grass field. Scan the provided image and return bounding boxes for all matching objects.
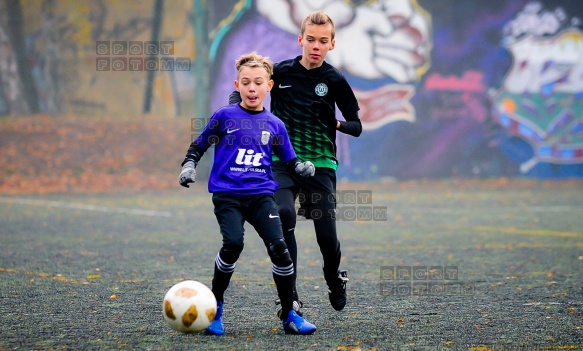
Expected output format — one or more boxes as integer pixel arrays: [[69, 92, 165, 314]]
[[1, 180, 582, 350]]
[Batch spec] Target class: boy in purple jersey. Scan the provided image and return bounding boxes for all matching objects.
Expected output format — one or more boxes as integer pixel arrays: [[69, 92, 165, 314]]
[[178, 52, 317, 335]]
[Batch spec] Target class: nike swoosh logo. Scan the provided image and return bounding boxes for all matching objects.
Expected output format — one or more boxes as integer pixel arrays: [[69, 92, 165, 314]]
[[279, 84, 292, 89], [226, 128, 240, 134], [269, 214, 280, 218]]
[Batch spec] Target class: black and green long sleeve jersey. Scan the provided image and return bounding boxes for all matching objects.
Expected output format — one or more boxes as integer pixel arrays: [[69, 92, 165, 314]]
[[270, 56, 362, 170]]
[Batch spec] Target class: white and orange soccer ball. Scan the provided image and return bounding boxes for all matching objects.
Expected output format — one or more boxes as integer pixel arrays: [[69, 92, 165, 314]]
[[162, 280, 217, 333]]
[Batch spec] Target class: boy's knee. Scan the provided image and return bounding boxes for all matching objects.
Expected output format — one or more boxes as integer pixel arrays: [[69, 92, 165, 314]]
[[267, 238, 292, 266], [278, 203, 296, 221], [221, 241, 244, 262]]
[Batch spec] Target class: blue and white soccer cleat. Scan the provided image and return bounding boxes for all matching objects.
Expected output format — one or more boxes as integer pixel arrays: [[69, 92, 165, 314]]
[[275, 299, 303, 319], [282, 310, 316, 335], [206, 301, 224, 335]]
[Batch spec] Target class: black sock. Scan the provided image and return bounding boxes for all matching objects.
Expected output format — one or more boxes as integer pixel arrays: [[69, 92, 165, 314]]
[[273, 272, 294, 319], [211, 252, 237, 303]]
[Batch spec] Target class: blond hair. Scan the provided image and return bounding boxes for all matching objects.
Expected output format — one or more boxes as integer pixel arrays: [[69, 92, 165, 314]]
[[300, 10, 335, 39], [235, 51, 273, 78]]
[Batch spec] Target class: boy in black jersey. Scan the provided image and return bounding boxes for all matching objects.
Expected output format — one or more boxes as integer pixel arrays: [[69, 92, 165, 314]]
[[230, 11, 362, 313]]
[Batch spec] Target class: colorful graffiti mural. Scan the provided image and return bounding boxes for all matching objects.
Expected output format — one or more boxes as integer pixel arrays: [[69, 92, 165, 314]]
[[209, 0, 433, 179], [494, 3, 583, 174], [1, 0, 582, 179]]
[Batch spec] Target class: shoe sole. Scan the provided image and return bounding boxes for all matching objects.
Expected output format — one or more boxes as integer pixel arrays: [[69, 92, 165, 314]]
[[329, 294, 346, 311], [205, 328, 225, 336], [284, 323, 316, 335]]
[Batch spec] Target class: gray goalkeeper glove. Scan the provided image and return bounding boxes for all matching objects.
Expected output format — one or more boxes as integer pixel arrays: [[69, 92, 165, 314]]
[[179, 161, 196, 188], [295, 161, 315, 177]]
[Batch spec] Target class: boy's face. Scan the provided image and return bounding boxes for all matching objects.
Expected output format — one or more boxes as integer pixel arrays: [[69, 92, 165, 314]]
[[298, 23, 335, 69], [234, 66, 274, 111]]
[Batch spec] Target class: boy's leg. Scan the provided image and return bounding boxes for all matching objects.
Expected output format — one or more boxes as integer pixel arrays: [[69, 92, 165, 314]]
[[248, 195, 295, 317], [314, 215, 348, 311], [312, 194, 344, 301], [272, 162, 301, 302], [314, 216, 341, 282], [302, 170, 348, 311], [211, 194, 246, 302], [274, 187, 299, 301], [208, 195, 245, 335], [248, 194, 316, 335]]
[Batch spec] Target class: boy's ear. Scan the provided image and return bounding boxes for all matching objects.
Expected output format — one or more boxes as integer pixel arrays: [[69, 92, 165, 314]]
[[330, 38, 336, 51], [297, 34, 303, 47], [234, 80, 239, 90], [267, 79, 274, 91]]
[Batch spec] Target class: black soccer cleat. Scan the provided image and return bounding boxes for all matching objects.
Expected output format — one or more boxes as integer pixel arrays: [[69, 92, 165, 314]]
[[328, 270, 349, 311]]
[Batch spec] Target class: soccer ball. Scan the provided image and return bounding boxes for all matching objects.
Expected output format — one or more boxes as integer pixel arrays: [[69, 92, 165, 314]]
[[162, 280, 217, 333]]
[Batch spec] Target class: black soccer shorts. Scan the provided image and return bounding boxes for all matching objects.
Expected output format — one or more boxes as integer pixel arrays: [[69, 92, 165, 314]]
[[272, 162, 336, 220]]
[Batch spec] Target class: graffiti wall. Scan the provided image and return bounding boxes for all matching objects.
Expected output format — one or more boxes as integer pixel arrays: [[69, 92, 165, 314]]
[[1, 0, 582, 179]]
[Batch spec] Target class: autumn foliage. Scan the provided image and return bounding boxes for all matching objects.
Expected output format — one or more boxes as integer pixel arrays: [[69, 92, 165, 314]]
[[2, 114, 582, 195], [0, 114, 192, 193]]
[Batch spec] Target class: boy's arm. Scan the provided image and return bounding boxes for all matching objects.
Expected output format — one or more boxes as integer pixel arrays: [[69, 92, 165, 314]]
[[228, 91, 242, 104], [181, 142, 204, 166], [179, 140, 206, 188], [179, 115, 221, 187], [337, 111, 362, 137], [335, 78, 362, 137], [315, 99, 362, 137], [181, 129, 213, 166]]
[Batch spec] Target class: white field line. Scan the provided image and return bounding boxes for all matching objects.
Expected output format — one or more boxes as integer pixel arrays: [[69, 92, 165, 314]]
[[399, 205, 580, 214], [0, 196, 172, 217]]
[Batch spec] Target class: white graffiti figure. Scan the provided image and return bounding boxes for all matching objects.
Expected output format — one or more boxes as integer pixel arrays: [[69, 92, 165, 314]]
[[256, 0, 432, 129]]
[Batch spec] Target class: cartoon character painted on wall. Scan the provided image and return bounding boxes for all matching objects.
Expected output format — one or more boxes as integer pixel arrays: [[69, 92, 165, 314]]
[[209, 0, 432, 180], [493, 2, 583, 176]]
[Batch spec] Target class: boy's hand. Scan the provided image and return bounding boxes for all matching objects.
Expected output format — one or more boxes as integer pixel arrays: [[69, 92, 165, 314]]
[[179, 161, 197, 188], [295, 161, 315, 177]]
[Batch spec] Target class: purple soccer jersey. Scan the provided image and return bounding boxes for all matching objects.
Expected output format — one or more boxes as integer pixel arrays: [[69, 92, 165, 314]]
[[193, 104, 297, 195]]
